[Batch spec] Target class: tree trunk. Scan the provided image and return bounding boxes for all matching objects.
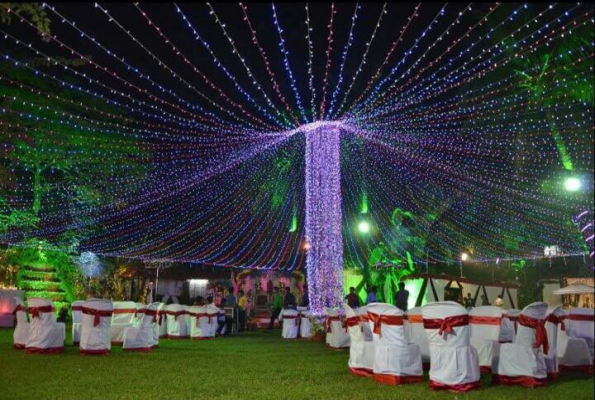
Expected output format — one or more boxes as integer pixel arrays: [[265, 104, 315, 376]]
[[32, 158, 42, 215]]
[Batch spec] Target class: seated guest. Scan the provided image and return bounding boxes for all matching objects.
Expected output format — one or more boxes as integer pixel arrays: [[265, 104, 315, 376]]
[[345, 286, 360, 309], [494, 295, 504, 307], [283, 286, 296, 309], [481, 295, 490, 306]]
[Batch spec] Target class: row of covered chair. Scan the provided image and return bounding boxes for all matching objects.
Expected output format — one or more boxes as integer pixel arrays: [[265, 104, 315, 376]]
[[343, 301, 594, 392], [279, 307, 314, 339], [14, 298, 225, 355]]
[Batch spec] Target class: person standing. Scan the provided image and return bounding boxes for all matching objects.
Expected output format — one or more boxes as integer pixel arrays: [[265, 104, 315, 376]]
[[283, 286, 296, 309], [464, 292, 474, 309], [268, 287, 283, 329], [345, 287, 360, 309], [300, 287, 310, 307], [394, 282, 409, 312], [366, 287, 377, 304], [237, 290, 247, 332], [224, 287, 237, 335]]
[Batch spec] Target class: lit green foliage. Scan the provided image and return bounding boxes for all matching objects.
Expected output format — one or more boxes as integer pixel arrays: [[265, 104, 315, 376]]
[[0, 3, 51, 41]]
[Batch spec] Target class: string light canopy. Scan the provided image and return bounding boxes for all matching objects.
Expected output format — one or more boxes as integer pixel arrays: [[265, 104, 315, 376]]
[[0, 3, 593, 312]]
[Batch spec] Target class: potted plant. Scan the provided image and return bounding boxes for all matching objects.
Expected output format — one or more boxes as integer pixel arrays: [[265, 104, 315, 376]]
[[310, 318, 326, 342]]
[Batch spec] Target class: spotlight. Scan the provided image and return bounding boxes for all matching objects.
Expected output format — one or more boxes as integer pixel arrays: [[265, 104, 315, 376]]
[[461, 253, 469, 261], [358, 221, 370, 234], [564, 177, 582, 192]]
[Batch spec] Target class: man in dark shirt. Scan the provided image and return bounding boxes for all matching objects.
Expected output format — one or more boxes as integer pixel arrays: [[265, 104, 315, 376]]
[[283, 286, 296, 309], [344, 287, 360, 308], [395, 282, 409, 311], [464, 292, 474, 309], [300, 287, 309, 307]]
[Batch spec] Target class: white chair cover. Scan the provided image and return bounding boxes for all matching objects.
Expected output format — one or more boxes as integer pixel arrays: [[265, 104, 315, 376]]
[[123, 302, 159, 352], [71, 300, 84, 345], [422, 301, 480, 392], [110, 301, 137, 345], [367, 303, 395, 343], [280, 309, 299, 339], [372, 305, 423, 385], [152, 303, 165, 346], [405, 307, 431, 368], [13, 297, 29, 349], [469, 306, 502, 373], [133, 302, 145, 326], [557, 309, 594, 373], [493, 302, 548, 387], [189, 306, 211, 340], [544, 306, 564, 379], [297, 307, 312, 338], [499, 309, 517, 343], [344, 304, 376, 377], [206, 304, 220, 337], [357, 305, 373, 342], [80, 299, 113, 355], [165, 303, 189, 339], [25, 298, 65, 354], [325, 307, 349, 349], [566, 308, 594, 358]]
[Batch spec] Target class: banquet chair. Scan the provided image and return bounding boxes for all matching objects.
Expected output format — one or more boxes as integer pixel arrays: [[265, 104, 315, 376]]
[[297, 307, 312, 338], [280, 309, 299, 339], [357, 305, 373, 342], [71, 300, 84, 345], [499, 309, 517, 343], [566, 308, 594, 358], [13, 297, 29, 349], [110, 301, 137, 345], [123, 302, 159, 352], [153, 302, 165, 346], [25, 298, 65, 354], [325, 307, 350, 349], [206, 304, 220, 337], [80, 299, 113, 355], [373, 305, 423, 384], [557, 309, 594, 373], [544, 306, 565, 380], [165, 303, 189, 339], [189, 305, 211, 340], [469, 306, 502, 373], [493, 302, 548, 387], [367, 303, 395, 343], [406, 307, 431, 369], [133, 302, 145, 326], [345, 304, 376, 377], [422, 301, 480, 392]]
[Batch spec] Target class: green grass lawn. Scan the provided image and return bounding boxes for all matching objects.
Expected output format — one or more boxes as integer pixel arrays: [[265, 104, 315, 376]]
[[1, 328, 592, 400]]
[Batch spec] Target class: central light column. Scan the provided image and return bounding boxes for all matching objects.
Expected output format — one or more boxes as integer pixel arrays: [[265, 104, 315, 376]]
[[305, 125, 343, 315]]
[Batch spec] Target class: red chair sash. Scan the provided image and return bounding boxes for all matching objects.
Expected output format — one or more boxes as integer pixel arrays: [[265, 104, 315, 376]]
[[368, 312, 381, 334], [113, 308, 137, 314], [407, 314, 423, 324], [568, 314, 595, 322], [345, 316, 360, 328], [373, 315, 405, 335], [167, 310, 187, 320], [547, 314, 566, 331], [82, 307, 113, 327], [72, 305, 83, 312], [325, 316, 342, 332], [469, 315, 502, 326], [518, 314, 549, 355], [283, 315, 300, 326], [144, 309, 158, 322], [189, 312, 209, 327], [423, 314, 469, 335], [28, 305, 54, 319], [13, 304, 27, 315]]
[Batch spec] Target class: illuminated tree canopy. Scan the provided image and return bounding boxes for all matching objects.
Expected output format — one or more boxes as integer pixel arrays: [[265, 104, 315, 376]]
[[0, 3, 593, 273]]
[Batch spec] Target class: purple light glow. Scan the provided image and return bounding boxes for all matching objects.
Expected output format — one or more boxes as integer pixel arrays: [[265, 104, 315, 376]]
[[305, 125, 344, 315]]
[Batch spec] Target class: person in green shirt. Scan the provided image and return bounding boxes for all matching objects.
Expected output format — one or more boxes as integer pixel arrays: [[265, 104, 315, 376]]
[[268, 287, 283, 330]]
